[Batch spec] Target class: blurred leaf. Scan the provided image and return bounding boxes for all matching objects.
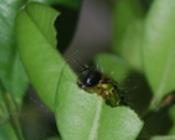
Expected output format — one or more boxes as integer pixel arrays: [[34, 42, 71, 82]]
[[112, 0, 145, 71], [0, 93, 8, 125], [56, 0, 81, 9], [151, 135, 175, 140], [0, 122, 18, 140], [140, 104, 175, 139], [28, 0, 58, 5], [0, 0, 28, 106], [112, 0, 144, 42], [122, 72, 152, 116], [29, 0, 82, 9], [114, 20, 144, 71], [16, 3, 143, 140], [141, 0, 154, 11], [143, 0, 175, 109], [139, 108, 172, 139], [95, 53, 152, 116], [168, 105, 175, 134], [47, 137, 60, 140], [95, 53, 130, 83]]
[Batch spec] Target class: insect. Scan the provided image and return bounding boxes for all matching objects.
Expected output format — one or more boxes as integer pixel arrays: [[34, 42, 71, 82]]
[[77, 69, 127, 107]]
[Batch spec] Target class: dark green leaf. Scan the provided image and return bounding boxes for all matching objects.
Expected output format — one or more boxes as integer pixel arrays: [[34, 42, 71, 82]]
[[0, 122, 17, 140], [0, 93, 8, 125], [0, 0, 28, 105], [168, 105, 175, 134], [28, 0, 58, 5], [151, 135, 175, 140], [47, 137, 60, 140], [29, 0, 82, 9], [95, 53, 153, 116], [56, 0, 81, 9]]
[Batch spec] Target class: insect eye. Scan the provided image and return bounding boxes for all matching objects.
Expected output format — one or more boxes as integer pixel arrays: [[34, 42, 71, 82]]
[[81, 70, 102, 87]]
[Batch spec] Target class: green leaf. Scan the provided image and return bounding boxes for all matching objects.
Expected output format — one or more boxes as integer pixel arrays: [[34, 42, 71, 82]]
[[143, 0, 175, 109], [95, 53, 153, 116], [28, 0, 58, 5], [94, 106, 143, 140], [0, 0, 28, 105], [112, 0, 144, 43], [168, 105, 175, 134], [16, 3, 143, 140], [112, 0, 145, 71], [53, 5, 81, 53], [53, 62, 143, 140], [28, 0, 83, 54], [0, 122, 17, 140], [55, 66, 143, 140], [0, 93, 8, 124], [16, 2, 62, 111], [47, 137, 60, 140], [56, 0, 81, 9], [139, 107, 172, 139], [95, 53, 130, 83], [114, 20, 144, 71], [151, 135, 175, 140], [29, 0, 82, 9]]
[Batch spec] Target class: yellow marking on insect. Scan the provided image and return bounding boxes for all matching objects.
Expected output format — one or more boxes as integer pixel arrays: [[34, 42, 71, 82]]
[[77, 70, 126, 107]]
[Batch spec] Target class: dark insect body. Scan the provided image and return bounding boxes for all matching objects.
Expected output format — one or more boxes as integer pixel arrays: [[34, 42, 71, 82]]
[[77, 69, 126, 107]]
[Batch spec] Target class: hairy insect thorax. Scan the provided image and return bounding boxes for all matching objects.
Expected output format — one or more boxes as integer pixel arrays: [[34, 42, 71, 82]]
[[78, 71, 123, 107]]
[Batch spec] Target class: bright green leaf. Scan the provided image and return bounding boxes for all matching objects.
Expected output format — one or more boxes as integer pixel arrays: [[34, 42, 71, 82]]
[[16, 2, 62, 111], [143, 0, 175, 109], [55, 66, 143, 140], [16, 3, 143, 140], [96, 106, 143, 140]]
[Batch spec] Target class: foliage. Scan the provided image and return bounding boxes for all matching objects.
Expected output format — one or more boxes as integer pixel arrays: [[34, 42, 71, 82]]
[[0, 0, 175, 140]]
